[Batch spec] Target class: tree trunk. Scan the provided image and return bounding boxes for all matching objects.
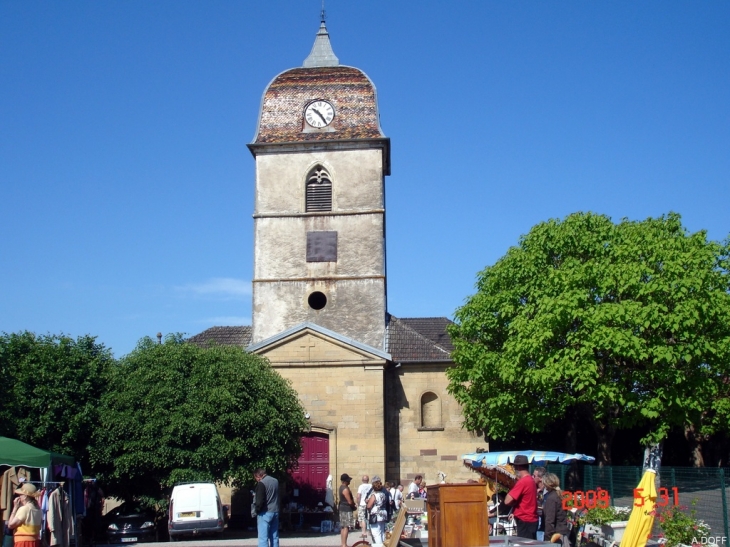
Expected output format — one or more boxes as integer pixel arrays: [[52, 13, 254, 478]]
[[565, 411, 578, 454], [684, 424, 705, 467], [563, 411, 581, 490], [643, 442, 664, 471], [593, 420, 615, 466]]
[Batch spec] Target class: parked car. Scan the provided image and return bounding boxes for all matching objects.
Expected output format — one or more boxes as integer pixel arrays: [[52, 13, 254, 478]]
[[104, 501, 159, 544], [168, 483, 225, 541]]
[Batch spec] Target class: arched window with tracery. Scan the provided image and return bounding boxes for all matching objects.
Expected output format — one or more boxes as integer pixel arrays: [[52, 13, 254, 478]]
[[306, 167, 332, 212], [420, 391, 442, 429]]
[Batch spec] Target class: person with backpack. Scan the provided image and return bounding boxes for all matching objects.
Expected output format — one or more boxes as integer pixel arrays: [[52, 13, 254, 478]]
[[387, 482, 396, 518], [365, 476, 388, 545], [382, 482, 393, 521]]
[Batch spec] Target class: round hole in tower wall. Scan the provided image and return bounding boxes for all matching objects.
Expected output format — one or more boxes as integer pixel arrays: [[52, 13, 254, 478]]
[[308, 291, 327, 310]]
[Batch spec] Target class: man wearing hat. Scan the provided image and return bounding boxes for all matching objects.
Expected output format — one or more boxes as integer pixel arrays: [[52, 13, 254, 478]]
[[504, 455, 538, 539], [337, 474, 356, 547]]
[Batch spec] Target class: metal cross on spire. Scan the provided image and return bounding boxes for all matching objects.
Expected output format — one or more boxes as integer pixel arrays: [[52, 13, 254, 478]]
[[303, 0, 339, 67]]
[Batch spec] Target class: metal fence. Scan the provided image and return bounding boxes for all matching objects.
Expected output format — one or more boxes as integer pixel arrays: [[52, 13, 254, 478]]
[[541, 464, 730, 538]]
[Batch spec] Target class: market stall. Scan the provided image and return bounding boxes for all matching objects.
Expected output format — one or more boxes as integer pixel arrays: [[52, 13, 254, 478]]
[[461, 450, 595, 538], [1, 437, 81, 547]]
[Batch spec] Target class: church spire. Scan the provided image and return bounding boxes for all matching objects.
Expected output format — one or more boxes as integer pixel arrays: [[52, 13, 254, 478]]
[[303, 19, 339, 68]]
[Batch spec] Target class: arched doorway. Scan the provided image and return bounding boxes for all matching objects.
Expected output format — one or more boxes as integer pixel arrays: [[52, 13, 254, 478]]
[[289, 431, 329, 508]]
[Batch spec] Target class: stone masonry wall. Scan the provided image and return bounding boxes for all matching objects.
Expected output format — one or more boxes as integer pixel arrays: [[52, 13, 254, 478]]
[[385, 363, 485, 486], [274, 362, 387, 482]]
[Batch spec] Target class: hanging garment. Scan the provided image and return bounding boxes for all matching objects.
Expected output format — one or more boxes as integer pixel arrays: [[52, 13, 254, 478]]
[[51, 467, 76, 481], [47, 489, 73, 547], [72, 464, 84, 516], [1, 468, 30, 521], [38, 489, 48, 546]]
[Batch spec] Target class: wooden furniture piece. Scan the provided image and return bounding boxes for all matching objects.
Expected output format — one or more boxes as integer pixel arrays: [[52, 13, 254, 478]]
[[352, 507, 407, 547], [387, 507, 408, 547], [426, 483, 490, 547]]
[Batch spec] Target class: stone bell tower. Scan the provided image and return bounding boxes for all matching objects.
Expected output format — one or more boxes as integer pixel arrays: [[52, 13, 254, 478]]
[[248, 20, 390, 350]]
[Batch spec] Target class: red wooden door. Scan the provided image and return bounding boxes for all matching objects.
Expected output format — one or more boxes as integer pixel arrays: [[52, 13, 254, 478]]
[[290, 432, 329, 507]]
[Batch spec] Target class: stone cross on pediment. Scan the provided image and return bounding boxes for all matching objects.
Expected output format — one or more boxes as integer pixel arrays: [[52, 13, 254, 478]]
[[300, 336, 316, 361]]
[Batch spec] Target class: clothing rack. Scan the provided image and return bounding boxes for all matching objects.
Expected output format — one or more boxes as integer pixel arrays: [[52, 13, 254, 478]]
[[26, 480, 78, 547]]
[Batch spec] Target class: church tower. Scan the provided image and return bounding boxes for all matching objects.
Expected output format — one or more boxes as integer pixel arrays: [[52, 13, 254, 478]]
[[248, 20, 390, 350], [192, 17, 482, 494]]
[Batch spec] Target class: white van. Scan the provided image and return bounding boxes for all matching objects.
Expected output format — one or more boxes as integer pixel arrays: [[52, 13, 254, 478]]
[[168, 483, 225, 540]]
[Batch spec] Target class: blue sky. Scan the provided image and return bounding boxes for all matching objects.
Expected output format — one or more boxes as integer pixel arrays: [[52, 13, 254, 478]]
[[2, 1, 728, 357]]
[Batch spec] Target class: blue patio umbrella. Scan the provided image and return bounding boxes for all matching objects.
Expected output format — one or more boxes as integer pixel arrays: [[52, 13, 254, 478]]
[[462, 450, 595, 467]]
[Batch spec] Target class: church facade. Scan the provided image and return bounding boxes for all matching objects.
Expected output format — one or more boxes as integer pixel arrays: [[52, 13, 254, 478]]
[[190, 21, 483, 495]]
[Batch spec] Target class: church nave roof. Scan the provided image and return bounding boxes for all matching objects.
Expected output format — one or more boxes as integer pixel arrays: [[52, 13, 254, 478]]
[[189, 315, 454, 365]]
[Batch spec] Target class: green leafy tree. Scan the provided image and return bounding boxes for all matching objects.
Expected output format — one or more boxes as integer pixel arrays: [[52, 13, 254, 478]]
[[447, 212, 730, 465], [0, 331, 113, 468], [91, 335, 307, 503]]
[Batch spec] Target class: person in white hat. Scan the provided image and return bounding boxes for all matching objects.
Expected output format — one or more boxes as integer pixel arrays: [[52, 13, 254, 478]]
[[7, 483, 42, 547]]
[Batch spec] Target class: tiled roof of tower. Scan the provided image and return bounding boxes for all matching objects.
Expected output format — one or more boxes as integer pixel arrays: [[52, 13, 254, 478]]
[[187, 326, 251, 348], [386, 315, 454, 363], [253, 66, 384, 144]]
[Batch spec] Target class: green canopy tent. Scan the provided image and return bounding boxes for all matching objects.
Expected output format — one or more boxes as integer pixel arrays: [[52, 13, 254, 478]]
[[0, 436, 74, 469], [1, 438, 78, 546]]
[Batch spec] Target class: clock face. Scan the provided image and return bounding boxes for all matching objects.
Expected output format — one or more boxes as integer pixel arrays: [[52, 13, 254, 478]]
[[305, 100, 335, 128]]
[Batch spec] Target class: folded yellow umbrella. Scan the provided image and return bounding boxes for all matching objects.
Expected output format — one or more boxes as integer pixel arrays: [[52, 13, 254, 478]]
[[620, 469, 657, 547]]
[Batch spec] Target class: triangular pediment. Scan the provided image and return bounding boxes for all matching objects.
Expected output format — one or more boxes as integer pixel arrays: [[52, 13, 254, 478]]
[[247, 322, 390, 367]]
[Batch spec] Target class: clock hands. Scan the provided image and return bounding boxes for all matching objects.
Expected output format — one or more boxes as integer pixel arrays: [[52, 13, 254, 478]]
[[312, 108, 328, 125], [305, 101, 333, 127]]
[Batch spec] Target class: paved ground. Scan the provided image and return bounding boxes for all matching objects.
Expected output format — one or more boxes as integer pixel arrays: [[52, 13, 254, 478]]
[[121, 527, 359, 547], [162, 535, 343, 546]]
